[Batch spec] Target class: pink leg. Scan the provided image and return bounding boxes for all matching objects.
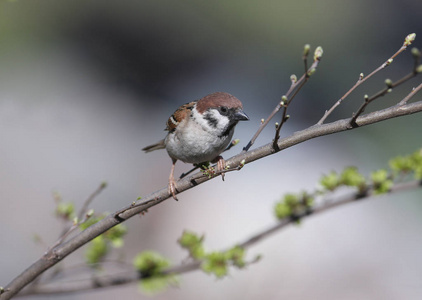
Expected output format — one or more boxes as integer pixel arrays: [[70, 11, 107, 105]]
[[169, 158, 178, 200], [214, 156, 226, 181]]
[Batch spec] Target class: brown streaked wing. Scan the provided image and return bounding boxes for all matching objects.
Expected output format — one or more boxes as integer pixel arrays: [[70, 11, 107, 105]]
[[165, 101, 196, 132]]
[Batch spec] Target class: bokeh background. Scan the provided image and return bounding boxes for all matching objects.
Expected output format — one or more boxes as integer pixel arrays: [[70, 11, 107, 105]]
[[1, 0, 422, 299]]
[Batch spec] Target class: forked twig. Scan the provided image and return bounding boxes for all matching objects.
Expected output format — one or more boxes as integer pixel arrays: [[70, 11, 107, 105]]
[[243, 45, 323, 152], [317, 33, 417, 125]]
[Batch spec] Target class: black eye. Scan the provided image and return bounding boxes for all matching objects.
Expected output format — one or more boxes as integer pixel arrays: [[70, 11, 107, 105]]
[[219, 106, 229, 115]]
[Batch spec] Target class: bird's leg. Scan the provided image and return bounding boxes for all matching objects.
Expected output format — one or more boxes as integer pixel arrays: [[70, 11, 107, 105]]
[[213, 156, 226, 181], [168, 158, 178, 200]]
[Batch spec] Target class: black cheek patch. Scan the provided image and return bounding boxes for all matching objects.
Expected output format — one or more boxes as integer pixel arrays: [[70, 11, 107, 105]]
[[204, 112, 218, 128]]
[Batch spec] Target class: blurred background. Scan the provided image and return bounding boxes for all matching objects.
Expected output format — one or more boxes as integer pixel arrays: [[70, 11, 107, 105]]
[[1, 0, 422, 299]]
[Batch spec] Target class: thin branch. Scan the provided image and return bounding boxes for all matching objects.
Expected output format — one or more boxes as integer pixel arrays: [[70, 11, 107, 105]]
[[242, 46, 322, 152], [77, 182, 107, 221], [317, 33, 416, 125], [398, 82, 422, 106], [16, 179, 422, 297], [52, 183, 107, 249], [349, 72, 421, 126]]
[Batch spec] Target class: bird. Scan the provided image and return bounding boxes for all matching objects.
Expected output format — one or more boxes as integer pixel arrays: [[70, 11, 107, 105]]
[[142, 92, 249, 200]]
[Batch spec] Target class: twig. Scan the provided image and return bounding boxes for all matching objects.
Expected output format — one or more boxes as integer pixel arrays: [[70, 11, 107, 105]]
[[317, 33, 416, 125], [398, 82, 422, 106], [243, 45, 323, 152], [54, 183, 107, 248], [77, 182, 107, 221], [349, 72, 421, 126]]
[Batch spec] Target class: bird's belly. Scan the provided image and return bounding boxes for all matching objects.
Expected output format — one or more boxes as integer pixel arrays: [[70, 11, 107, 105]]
[[165, 129, 233, 164]]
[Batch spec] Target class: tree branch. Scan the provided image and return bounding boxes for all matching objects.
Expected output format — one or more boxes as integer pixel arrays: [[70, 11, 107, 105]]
[[16, 178, 422, 297], [3, 98, 422, 299]]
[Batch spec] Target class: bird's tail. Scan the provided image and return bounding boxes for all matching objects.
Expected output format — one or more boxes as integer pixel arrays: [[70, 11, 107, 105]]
[[142, 139, 166, 152]]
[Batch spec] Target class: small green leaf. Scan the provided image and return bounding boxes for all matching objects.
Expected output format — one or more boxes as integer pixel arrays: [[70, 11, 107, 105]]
[[202, 252, 228, 278], [79, 215, 103, 230], [85, 235, 108, 265], [139, 276, 177, 296], [340, 167, 366, 188], [389, 155, 413, 173], [226, 246, 246, 268], [105, 223, 128, 247], [371, 169, 389, 183], [55, 202, 75, 219], [133, 251, 175, 295], [133, 251, 171, 276], [320, 171, 340, 191], [410, 150, 422, 179], [110, 237, 124, 248], [274, 201, 292, 220], [178, 231, 205, 259], [371, 169, 393, 194]]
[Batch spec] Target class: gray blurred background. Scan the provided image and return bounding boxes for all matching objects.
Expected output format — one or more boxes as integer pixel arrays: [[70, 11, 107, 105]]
[[1, 0, 422, 299]]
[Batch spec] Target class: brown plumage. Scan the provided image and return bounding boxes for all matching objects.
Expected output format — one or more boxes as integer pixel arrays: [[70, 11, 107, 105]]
[[165, 102, 195, 132]]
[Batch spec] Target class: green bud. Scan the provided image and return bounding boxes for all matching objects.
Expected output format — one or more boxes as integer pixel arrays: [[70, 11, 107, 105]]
[[290, 74, 297, 83], [386, 58, 393, 66], [303, 44, 311, 57], [239, 159, 246, 168], [385, 78, 393, 88], [404, 33, 416, 46], [411, 47, 421, 58], [359, 73, 364, 80], [86, 209, 94, 218], [416, 65, 422, 73], [313, 46, 323, 61]]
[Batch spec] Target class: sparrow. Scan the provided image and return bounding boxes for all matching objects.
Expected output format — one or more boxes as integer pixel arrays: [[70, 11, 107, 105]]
[[142, 92, 249, 200]]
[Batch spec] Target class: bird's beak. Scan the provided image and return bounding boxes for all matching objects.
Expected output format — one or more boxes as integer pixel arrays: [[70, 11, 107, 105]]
[[234, 110, 249, 121]]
